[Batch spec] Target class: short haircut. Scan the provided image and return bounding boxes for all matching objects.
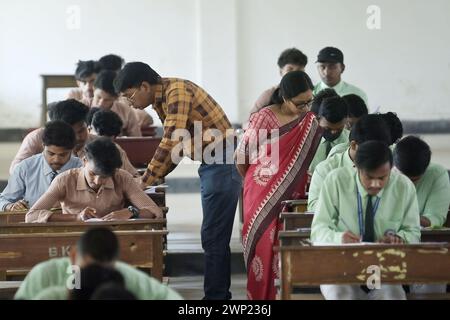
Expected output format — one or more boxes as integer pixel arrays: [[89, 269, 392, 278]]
[[342, 94, 368, 118], [311, 88, 338, 114], [270, 71, 313, 105], [99, 54, 125, 71], [380, 112, 403, 145], [42, 120, 76, 149], [75, 60, 101, 81], [91, 283, 137, 300], [349, 114, 391, 145], [87, 107, 101, 127], [69, 264, 125, 300], [84, 137, 123, 176], [77, 228, 120, 263], [48, 99, 89, 126], [318, 96, 348, 123], [277, 48, 308, 69], [94, 70, 118, 97], [355, 141, 393, 171], [114, 62, 161, 93], [394, 136, 431, 177], [91, 110, 123, 137]]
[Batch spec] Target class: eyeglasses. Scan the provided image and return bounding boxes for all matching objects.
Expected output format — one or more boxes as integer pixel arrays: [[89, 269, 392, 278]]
[[125, 87, 140, 103], [293, 99, 314, 110]]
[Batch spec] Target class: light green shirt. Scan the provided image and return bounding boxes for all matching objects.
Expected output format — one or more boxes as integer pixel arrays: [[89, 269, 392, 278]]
[[327, 142, 349, 159], [14, 257, 183, 300], [413, 163, 450, 227], [309, 129, 349, 173], [308, 148, 355, 212], [313, 80, 368, 105], [311, 167, 420, 244]]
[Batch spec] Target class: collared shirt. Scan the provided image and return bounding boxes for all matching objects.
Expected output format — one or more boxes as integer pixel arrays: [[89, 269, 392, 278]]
[[327, 142, 350, 159], [142, 78, 234, 186], [67, 88, 92, 107], [134, 109, 154, 127], [15, 257, 182, 300], [313, 80, 368, 105], [414, 163, 450, 227], [110, 100, 142, 137], [25, 168, 162, 223], [308, 148, 355, 212], [311, 167, 421, 244], [9, 128, 96, 174], [0, 154, 82, 210], [249, 85, 278, 116], [309, 129, 350, 173]]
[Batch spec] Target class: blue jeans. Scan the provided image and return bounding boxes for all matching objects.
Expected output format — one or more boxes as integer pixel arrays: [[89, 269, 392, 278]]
[[198, 162, 242, 300]]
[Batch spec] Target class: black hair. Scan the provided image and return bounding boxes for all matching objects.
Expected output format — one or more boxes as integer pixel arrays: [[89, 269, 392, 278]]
[[48, 99, 89, 126], [42, 120, 76, 149], [91, 283, 137, 300], [270, 71, 313, 105], [93, 70, 118, 97], [75, 60, 101, 81], [311, 88, 338, 114], [69, 264, 125, 300], [380, 112, 403, 145], [114, 62, 161, 93], [394, 136, 431, 177], [355, 141, 393, 171], [87, 107, 101, 127], [77, 227, 120, 263], [349, 114, 391, 145], [342, 94, 368, 118], [91, 110, 123, 137], [277, 48, 308, 69], [84, 137, 123, 176], [318, 96, 348, 123], [98, 54, 125, 72]]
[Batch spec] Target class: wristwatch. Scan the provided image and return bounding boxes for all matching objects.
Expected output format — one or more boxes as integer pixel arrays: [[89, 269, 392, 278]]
[[128, 206, 140, 219]]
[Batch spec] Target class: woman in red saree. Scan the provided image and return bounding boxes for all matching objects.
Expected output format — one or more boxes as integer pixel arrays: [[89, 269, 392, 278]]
[[236, 71, 322, 300]]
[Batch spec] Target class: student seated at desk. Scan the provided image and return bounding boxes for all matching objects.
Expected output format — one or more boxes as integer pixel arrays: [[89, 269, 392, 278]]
[[15, 228, 182, 300], [87, 108, 139, 177], [10, 99, 94, 174], [309, 96, 349, 173], [311, 141, 420, 300], [0, 121, 82, 211], [67, 60, 101, 107], [308, 114, 391, 211], [310, 88, 338, 115], [25, 138, 162, 223], [93, 70, 142, 137]]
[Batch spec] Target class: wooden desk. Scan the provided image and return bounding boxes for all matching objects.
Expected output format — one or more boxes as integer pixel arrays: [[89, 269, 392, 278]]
[[280, 212, 314, 231], [141, 126, 158, 137], [115, 137, 162, 169], [40, 74, 77, 126], [0, 230, 167, 281], [281, 199, 307, 213], [277, 243, 450, 300]]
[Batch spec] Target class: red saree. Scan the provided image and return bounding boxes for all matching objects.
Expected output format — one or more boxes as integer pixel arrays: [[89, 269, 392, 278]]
[[242, 111, 322, 300]]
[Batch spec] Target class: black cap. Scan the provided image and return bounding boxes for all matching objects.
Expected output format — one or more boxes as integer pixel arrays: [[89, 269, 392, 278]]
[[316, 47, 344, 64]]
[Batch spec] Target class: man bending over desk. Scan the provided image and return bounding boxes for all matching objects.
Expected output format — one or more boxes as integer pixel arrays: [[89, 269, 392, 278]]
[[0, 121, 82, 211], [311, 141, 420, 300], [25, 138, 162, 223]]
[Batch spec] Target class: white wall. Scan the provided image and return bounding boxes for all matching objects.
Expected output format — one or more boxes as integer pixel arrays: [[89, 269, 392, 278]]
[[0, 0, 450, 128]]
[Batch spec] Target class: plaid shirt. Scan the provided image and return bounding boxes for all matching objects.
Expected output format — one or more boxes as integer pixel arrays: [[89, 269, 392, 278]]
[[142, 78, 233, 185]]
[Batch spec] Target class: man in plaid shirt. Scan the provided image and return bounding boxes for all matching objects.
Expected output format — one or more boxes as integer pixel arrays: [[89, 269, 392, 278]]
[[114, 62, 242, 300]]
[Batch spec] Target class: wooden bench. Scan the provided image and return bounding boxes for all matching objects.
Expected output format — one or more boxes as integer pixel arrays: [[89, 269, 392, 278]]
[[281, 199, 307, 213], [280, 212, 314, 231], [115, 137, 162, 169], [276, 243, 450, 300], [0, 281, 22, 300], [0, 230, 167, 281]]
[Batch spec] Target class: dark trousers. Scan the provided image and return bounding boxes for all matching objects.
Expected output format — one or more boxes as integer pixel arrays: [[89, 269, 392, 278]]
[[198, 162, 242, 300]]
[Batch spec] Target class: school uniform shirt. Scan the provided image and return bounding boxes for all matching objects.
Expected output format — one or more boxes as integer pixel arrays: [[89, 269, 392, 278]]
[[25, 168, 162, 223], [311, 166, 421, 244], [308, 148, 354, 212], [313, 81, 368, 105], [110, 100, 142, 137], [15, 257, 182, 300], [249, 85, 278, 116], [9, 128, 95, 174], [309, 129, 350, 173], [327, 142, 349, 159], [67, 88, 92, 107], [0, 154, 82, 210], [413, 162, 450, 227]]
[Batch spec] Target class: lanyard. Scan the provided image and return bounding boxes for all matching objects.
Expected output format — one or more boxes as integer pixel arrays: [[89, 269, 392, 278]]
[[357, 189, 380, 237]]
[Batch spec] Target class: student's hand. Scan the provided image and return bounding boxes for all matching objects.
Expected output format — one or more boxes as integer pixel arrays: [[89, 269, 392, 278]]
[[342, 231, 361, 244], [420, 216, 431, 228], [102, 209, 133, 221], [6, 200, 29, 211], [378, 234, 405, 244], [77, 207, 98, 221]]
